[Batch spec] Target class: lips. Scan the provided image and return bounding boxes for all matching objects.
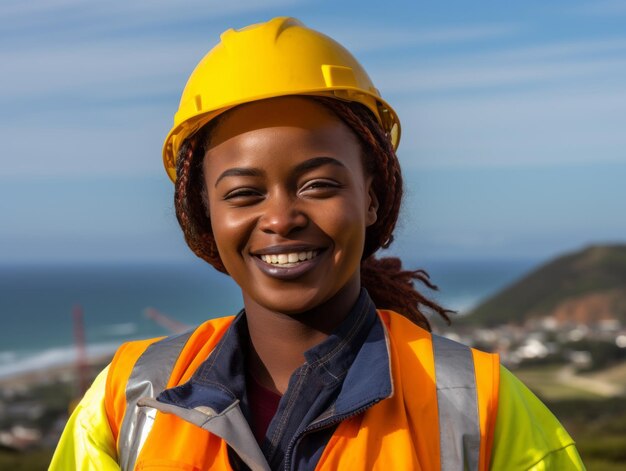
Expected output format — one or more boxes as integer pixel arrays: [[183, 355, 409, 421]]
[[250, 245, 326, 280]]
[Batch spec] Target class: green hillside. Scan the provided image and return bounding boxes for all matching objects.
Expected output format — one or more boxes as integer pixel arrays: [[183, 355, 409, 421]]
[[464, 244, 626, 327]]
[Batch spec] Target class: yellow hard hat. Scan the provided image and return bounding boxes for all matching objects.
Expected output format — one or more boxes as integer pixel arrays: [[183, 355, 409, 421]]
[[162, 16, 401, 182]]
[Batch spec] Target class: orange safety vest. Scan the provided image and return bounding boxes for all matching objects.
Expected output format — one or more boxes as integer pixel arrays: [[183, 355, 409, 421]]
[[105, 310, 500, 470]]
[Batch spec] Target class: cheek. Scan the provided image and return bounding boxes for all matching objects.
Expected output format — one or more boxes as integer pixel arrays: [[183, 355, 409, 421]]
[[207, 201, 254, 264], [320, 197, 369, 253]]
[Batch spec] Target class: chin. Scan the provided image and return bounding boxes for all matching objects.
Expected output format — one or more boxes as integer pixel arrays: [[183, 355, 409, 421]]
[[261, 290, 325, 316], [244, 280, 341, 315]]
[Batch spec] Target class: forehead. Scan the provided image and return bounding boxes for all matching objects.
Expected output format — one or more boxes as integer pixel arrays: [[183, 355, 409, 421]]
[[214, 96, 346, 135], [202, 96, 363, 174]]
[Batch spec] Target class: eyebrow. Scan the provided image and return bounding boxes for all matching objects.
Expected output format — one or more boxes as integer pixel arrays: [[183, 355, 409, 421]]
[[293, 156, 346, 175], [214, 167, 265, 187], [214, 156, 346, 188]]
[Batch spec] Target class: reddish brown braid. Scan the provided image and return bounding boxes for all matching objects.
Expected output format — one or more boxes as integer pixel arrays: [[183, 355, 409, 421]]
[[174, 137, 227, 273], [173, 97, 452, 330]]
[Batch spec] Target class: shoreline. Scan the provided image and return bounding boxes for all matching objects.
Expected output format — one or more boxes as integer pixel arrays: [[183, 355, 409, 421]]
[[0, 352, 115, 389]]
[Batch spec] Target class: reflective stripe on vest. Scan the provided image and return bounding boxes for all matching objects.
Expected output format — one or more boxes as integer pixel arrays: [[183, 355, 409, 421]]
[[118, 326, 482, 470], [432, 333, 480, 471], [118, 329, 194, 471]]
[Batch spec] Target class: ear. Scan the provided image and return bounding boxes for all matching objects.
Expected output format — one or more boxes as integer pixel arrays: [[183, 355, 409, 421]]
[[365, 176, 379, 227]]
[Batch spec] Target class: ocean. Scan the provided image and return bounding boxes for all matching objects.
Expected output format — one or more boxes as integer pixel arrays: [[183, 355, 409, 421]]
[[0, 259, 534, 379]]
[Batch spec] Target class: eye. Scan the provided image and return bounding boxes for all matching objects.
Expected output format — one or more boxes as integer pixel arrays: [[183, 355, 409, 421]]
[[223, 187, 264, 204], [299, 179, 342, 196]]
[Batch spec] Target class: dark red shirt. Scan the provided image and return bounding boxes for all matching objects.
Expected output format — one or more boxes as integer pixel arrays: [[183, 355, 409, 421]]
[[247, 373, 282, 444]]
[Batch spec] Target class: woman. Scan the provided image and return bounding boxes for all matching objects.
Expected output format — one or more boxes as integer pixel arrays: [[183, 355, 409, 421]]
[[51, 17, 585, 470]]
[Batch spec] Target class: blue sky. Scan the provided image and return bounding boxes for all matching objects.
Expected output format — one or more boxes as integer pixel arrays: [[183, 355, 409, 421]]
[[1, 0, 625, 264]]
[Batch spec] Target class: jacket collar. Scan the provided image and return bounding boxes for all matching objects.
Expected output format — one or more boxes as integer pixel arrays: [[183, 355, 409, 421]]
[[156, 288, 392, 423]]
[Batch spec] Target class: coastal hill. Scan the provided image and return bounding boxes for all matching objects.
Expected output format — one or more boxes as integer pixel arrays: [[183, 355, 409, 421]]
[[463, 244, 626, 327]]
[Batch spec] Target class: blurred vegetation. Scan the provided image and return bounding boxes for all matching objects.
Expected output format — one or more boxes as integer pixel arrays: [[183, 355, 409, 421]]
[[0, 380, 74, 470], [514, 365, 626, 470], [0, 449, 52, 471], [1, 381, 73, 431], [503, 338, 626, 373], [565, 339, 626, 372], [547, 398, 626, 470], [464, 244, 626, 326]]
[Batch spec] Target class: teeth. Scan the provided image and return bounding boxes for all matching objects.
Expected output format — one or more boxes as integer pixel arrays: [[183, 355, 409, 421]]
[[259, 250, 318, 265]]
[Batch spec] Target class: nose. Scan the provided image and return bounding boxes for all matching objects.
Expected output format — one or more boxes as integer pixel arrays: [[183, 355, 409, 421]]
[[258, 192, 308, 236]]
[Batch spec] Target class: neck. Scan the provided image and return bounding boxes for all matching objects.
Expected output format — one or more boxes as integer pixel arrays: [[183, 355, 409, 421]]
[[243, 278, 361, 394]]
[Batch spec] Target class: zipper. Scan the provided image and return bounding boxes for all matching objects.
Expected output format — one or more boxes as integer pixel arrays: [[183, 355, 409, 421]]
[[283, 397, 384, 471]]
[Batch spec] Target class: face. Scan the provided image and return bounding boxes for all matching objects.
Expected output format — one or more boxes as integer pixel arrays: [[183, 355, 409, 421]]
[[202, 96, 378, 315]]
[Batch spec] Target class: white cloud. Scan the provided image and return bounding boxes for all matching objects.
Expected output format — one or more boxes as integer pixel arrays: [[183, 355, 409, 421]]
[[0, 39, 203, 100], [569, 0, 626, 15], [2, 4, 626, 176], [371, 34, 626, 94], [395, 85, 626, 168], [0, 0, 306, 31], [323, 23, 519, 53], [378, 57, 626, 93], [0, 3, 314, 178], [359, 35, 626, 168], [1, 106, 169, 177], [475, 37, 626, 62], [0, 0, 79, 17]]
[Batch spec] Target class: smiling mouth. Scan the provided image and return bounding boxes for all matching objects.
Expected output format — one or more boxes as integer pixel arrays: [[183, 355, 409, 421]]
[[257, 250, 320, 267]]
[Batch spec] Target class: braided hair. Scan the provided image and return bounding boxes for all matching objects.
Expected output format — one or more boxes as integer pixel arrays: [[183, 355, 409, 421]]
[[174, 96, 451, 331]]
